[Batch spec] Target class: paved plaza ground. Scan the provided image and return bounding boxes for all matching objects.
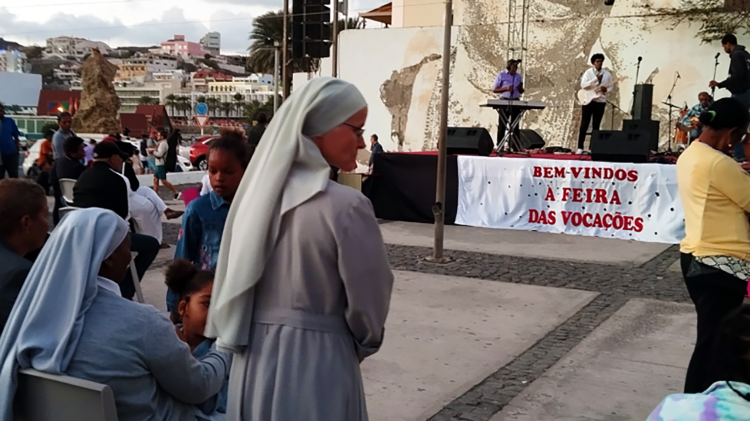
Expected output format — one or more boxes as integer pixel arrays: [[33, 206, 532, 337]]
[[60, 184, 692, 421]]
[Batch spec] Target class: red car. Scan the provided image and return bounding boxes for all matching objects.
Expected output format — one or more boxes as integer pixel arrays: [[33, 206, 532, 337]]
[[189, 136, 218, 171]]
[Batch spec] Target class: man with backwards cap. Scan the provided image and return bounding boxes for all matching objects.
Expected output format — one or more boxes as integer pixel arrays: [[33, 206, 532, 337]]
[[492, 59, 525, 152], [72, 141, 160, 300]]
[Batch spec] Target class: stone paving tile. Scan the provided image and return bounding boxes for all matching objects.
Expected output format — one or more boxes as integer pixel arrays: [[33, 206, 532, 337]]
[[158, 210, 687, 421], [380, 243, 686, 421]]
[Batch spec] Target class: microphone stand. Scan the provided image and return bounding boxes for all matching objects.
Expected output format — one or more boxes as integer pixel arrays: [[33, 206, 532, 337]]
[[631, 58, 642, 116], [663, 72, 680, 153], [711, 54, 720, 97], [607, 100, 629, 130]]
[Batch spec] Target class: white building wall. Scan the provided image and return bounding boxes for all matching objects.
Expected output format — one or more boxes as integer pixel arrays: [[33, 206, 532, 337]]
[[332, 1, 750, 151]]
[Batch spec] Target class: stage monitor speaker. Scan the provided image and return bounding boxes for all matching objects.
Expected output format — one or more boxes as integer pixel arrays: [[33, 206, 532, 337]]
[[622, 119, 659, 151], [590, 130, 651, 163], [446, 127, 493, 156], [519, 129, 546, 150], [632, 84, 654, 120]]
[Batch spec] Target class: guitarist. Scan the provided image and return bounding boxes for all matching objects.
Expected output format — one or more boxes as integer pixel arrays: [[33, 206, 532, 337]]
[[678, 92, 713, 143], [576, 53, 612, 155]]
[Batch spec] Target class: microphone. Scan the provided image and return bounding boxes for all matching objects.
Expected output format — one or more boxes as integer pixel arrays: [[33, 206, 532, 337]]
[[676, 71, 681, 79], [715, 52, 720, 59], [637, 56, 642, 62]]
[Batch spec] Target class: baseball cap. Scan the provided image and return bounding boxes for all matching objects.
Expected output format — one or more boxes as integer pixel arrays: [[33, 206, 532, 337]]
[[93, 142, 129, 160]]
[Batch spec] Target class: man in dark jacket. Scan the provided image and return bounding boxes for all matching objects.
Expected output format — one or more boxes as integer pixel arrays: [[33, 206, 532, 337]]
[[50, 136, 87, 224], [73, 142, 160, 300], [710, 33, 750, 160], [0, 179, 49, 334], [248, 112, 268, 146]]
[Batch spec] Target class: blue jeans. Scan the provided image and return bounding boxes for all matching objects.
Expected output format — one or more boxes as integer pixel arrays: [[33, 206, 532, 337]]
[[732, 91, 750, 160]]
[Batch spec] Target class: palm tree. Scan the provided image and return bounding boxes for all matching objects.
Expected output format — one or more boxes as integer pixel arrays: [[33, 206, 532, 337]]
[[138, 96, 154, 105], [220, 102, 233, 118], [232, 93, 245, 118], [177, 96, 191, 117], [243, 100, 264, 123], [165, 94, 178, 116], [247, 10, 316, 74], [337, 17, 362, 33], [197, 95, 207, 104], [206, 97, 220, 117]]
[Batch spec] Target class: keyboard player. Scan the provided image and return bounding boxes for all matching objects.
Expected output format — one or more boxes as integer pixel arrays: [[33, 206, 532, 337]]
[[492, 59, 525, 151]]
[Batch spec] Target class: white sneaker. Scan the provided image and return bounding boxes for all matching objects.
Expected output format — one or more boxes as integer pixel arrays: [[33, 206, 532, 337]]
[[576, 148, 583, 155]]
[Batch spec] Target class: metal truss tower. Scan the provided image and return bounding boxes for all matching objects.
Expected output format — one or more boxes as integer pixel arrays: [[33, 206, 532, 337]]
[[506, 0, 530, 82]]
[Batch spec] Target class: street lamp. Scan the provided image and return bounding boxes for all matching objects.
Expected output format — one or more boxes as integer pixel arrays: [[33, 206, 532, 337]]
[[273, 41, 280, 114]]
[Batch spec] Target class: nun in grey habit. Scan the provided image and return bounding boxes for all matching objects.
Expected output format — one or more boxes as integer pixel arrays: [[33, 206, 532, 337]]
[[206, 77, 394, 420]]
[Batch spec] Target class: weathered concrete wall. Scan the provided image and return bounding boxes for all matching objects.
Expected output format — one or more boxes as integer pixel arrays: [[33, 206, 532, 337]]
[[333, 0, 748, 152]]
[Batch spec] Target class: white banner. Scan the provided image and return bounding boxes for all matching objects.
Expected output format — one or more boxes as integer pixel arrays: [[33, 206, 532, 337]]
[[456, 156, 685, 244]]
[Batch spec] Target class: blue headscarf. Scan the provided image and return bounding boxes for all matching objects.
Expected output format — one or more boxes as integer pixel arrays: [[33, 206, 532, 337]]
[[0, 208, 129, 420]]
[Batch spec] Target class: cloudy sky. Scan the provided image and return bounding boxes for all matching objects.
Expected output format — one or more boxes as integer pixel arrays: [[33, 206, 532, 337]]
[[0, 0, 383, 55]]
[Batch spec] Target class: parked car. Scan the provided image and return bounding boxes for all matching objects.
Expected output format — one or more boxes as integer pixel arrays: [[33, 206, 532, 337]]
[[17, 131, 28, 150], [189, 136, 217, 171], [22, 139, 43, 176]]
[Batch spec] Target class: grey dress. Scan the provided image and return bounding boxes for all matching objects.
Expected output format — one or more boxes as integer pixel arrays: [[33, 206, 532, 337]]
[[227, 181, 394, 421]]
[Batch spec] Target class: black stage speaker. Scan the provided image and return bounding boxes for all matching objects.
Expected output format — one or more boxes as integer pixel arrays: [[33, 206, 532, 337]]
[[632, 84, 654, 120], [519, 129, 546, 150], [622, 119, 659, 151], [446, 127, 493, 156], [590, 130, 651, 163]]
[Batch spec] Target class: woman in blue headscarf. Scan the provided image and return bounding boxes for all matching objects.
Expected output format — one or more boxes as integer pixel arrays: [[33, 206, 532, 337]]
[[0, 208, 229, 421]]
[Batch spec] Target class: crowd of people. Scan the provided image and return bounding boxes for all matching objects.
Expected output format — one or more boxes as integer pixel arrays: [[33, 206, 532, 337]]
[[6, 67, 750, 420], [0, 77, 394, 421]]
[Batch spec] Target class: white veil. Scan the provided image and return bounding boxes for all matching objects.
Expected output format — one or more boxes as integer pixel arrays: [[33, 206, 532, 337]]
[[205, 77, 367, 353]]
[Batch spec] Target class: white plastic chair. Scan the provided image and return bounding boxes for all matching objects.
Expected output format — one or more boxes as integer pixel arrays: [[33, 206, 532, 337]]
[[58, 178, 77, 205], [130, 252, 145, 304], [14, 368, 118, 421]]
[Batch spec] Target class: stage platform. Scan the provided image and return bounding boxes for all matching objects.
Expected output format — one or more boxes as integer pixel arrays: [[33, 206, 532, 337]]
[[364, 152, 685, 244]]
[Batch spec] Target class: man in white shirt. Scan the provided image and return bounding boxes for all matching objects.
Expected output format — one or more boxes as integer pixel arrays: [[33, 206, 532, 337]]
[[576, 53, 612, 154]]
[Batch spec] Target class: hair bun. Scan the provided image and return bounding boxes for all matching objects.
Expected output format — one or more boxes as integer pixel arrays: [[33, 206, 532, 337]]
[[165, 259, 199, 295], [698, 110, 715, 125]]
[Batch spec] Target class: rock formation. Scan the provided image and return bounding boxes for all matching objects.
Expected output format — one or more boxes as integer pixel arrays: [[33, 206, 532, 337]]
[[72, 48, 122, 134]]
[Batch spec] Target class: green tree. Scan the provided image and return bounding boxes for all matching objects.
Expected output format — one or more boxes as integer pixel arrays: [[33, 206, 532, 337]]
[[138, 96, 154, 105], [648, 0, 750, 43], [247, 10, 317, 74], [243, 100, 264, 123], [206, 97, 220, 117], [337, 17, 362, 33], [24, 46, 44, 60], [220, 102, 234, 118], [41, 122, 60, 135], [165, 94, 178, 116], [232, 93, 245, 118], [177, 96, 191, 117]]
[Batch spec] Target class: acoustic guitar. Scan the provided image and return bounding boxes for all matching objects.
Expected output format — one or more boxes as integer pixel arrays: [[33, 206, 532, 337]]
[[577, 76, 628, 106]]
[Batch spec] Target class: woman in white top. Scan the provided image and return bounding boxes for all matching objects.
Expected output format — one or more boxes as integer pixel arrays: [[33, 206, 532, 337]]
[[206, 77, 394, 420]]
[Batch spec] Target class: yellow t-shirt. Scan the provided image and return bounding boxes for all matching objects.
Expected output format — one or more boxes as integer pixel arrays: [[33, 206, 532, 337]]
[[677, 141, 750, 260]]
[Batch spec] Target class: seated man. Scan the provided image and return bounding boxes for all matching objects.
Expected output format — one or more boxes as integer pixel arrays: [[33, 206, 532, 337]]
[[50, 136, 87, 224], [679, 92, 713, 142], [115, 140, 183, 247], [73, 142, 160, 300], [0, 179, 49, 334], [34, 130, 55, 193]]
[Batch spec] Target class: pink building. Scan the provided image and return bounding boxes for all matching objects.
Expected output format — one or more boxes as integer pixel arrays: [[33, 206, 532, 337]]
[[160, 35, 209, 58]]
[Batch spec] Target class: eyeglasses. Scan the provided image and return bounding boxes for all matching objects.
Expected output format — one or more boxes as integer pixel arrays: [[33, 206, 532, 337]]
[[342, 122, 365, 138]]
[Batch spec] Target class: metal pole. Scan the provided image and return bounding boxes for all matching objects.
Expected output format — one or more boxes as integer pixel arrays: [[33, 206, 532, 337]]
[[332, 0, 339, 77], [274, 42, 280, 113], [431, 0, 452, 262], [282, 0, 291, 99]]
